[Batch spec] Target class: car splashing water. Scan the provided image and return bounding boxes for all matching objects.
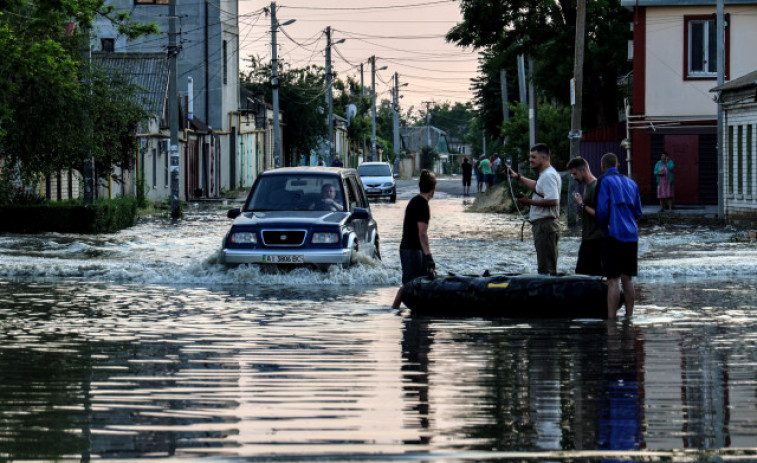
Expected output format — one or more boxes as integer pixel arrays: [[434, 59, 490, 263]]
[[1, 181, 757, 461]]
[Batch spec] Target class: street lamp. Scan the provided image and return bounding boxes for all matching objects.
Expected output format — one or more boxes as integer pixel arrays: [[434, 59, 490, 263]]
[[270, 1, 295, 168], [325, 26, 345, 165], [370, 55, 387, 162]]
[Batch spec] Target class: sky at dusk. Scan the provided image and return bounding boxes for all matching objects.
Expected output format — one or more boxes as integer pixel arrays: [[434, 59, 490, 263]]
[[238, 1, 480, 115]]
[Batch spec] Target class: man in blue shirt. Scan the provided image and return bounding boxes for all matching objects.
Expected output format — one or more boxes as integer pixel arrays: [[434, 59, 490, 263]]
[[596, 153, 643, 319]]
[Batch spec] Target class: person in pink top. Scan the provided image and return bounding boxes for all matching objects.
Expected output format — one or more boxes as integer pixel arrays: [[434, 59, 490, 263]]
[[654, 152, 674, 212]]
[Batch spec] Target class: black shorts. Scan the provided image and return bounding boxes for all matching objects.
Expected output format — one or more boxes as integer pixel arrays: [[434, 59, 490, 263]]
[[400, 248, 426, 285], [576, 239, 603, 276], [462, 176, 471, 187], [602, 237, 638, 279]]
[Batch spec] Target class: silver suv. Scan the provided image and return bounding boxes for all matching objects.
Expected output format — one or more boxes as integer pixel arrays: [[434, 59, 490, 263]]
[[357, 162, 396, 203], [221, 167, 380, 269]]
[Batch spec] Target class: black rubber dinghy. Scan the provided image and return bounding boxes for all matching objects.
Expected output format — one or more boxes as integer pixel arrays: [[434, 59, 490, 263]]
[[401, 273, 610, 319]]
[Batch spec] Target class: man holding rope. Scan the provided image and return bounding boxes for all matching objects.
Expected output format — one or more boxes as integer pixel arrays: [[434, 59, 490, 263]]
[[506, 143, 562, 275]]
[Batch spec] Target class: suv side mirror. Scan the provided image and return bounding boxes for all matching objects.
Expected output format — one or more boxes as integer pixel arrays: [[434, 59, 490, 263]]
[[350, 207, 370, 221], [227, 208, 241, 219]]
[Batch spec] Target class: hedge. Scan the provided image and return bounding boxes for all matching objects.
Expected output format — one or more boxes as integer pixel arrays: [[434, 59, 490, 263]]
[[0, 197, 139, 234]]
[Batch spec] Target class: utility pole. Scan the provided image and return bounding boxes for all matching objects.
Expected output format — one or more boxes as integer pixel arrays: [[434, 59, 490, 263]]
[[325, 27, 344, 166], [325, 26, 334, 165], [500, 69, 510, 160], [567, 0, 586, 226], [393, 72, 400, 161], [270, 2, 282, 168], [370, 56, 386, 161], [169, 0, 181, 219], [716, 0, 725, 218], [423, 101, 433, 148], [82, 28, 94, 205], [500, 69, 510, 124], [360, 62, 365, 162], [270, 2, 294, 168], [528, 58, 537, 148], [370, 56, 376, 161], [517, 54, 527, 105]]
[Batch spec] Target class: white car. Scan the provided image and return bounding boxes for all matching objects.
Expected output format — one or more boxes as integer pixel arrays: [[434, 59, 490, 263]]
[[357, 162, 396, 203]]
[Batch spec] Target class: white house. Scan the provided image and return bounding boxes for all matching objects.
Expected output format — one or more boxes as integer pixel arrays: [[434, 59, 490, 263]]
[[711, 69, 757, 223], [622, 0, 757, 205]]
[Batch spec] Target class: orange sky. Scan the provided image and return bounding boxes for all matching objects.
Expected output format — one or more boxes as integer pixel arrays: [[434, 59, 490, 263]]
[[238, 1, 480, 115]]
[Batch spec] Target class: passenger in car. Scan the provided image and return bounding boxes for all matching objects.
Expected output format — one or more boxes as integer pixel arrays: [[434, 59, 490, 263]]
[[311, 183, 344, 212]]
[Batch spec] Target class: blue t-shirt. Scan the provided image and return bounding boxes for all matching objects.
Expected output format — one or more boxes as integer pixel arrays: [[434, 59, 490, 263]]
[[596, 168, 643, 242]]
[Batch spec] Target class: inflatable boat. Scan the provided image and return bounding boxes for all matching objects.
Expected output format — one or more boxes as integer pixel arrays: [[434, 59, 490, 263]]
[[401, 273, 611, 319]]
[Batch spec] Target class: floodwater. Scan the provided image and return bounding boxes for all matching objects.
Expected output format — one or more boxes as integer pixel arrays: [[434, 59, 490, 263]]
[[1, 181, 757, 462]]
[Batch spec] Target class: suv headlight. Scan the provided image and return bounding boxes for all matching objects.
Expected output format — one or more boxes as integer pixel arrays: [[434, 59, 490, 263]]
[[311, 232, 340, 244], [230, 231, 257, 244], [382, 182, 394, 188]]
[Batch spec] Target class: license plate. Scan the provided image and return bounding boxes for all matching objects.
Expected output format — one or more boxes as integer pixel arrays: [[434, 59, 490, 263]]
[[262, 255, 304, 264], [367, 188, 380, 194]]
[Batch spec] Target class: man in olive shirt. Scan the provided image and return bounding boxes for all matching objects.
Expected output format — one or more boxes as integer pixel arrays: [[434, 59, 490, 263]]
[[568, 157, 603, 276]]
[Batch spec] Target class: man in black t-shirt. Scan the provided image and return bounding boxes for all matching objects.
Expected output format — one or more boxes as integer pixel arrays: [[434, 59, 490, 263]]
[[392, 170, 437, 309], [461, 157, 473, 196]]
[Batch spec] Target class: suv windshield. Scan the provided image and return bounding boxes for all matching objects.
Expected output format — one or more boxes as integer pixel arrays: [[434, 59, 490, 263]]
[[245, 175, 345, 212], [357, 164, 391, 177]]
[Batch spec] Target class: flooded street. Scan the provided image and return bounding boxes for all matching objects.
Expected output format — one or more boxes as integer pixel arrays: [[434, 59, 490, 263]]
[[1, 179, 757, 462]]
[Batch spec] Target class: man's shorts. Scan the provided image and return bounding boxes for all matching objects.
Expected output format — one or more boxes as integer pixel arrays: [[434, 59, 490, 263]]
[[462, 176, 471, 187], [400, 248, 426, 285], [576, 238, 603, 276], [602, 237, 638, 279]]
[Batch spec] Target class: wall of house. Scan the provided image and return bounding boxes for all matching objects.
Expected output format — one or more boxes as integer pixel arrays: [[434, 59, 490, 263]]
[[94, 0, 240, 198], [43, 170, 81, 201], [645, 6, 757, 119], [723, 95, 757, 221], [139, 137, 171, 203]]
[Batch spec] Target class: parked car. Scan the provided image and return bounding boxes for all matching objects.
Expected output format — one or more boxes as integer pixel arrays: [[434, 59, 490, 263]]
[[220, 167, 380, 269], [357, 162, 396, 203]]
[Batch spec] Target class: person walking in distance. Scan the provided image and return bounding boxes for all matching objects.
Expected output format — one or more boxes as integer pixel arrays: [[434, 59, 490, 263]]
[[506, 143, 562, 274], [461, 157, 473, 196], [568, 157, 603, 276], [392, 170, 438, 309], [596, 153, 643, 319], [478, 155, 491, 192]]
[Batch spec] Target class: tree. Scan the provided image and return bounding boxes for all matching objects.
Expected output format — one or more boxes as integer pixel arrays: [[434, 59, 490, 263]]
[[0, 0, 157, 187], [501, 102, 570, 171], [333, 76, 371, 153], [447, 0, 631, 131], [241, 57, 327, 167]]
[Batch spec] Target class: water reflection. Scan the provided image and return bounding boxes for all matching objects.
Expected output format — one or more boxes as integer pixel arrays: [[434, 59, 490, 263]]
[[400, 317, 647, 455], [1, 192, 757, 460]]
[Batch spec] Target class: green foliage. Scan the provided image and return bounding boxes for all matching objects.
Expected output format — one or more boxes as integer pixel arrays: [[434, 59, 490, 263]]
[[447, 0, 631, 134], [420, 146, 439, 171], [501, 102, 571, 171], [0, 0, 158, 184], [0, 196, 139, 234], [413, 102, 475, 141], [333, 76, 371, 148], [241, 57, 327, 166]]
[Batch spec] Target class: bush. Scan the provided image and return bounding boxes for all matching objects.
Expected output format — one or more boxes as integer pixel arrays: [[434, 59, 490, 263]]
[[0, 196, 139, 234], [420, 146, 439, 171]]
